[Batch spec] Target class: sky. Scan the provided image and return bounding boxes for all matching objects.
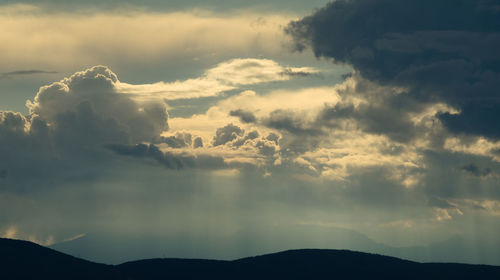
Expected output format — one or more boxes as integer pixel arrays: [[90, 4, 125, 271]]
[[1, 0, 500, 265]]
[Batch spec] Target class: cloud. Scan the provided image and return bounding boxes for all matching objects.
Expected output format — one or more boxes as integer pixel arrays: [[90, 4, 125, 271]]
[[0, 5, 294, 72], [1, 62, 298, 193], [1, 69, 57, 79], [229, 109, 257, 123], [444, 137, 500, 162], [286, 0, 500, 140], [461, 199, 500, 217], [157, 132, 193, 148], [263, 109, 323, 136], [2, 3, 500, 261], [0, 66, 168, 192], [115, 58, 317, 102], [168, 75, 430, 185], [213, 124, 245, 146], [106, 143, 227, 170], [193, 137, 204, 148], [204, 58, 318, 85], [0, 225, 55, 246], [115, 78, 234, 102], [460, 163, 493, 178], [0, 59, 498, 260], [27, 65, 169, 144]]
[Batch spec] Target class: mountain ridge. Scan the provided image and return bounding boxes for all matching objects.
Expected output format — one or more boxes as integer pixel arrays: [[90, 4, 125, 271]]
[[2, 238, 500, 279], [49, 225, 500, 265]]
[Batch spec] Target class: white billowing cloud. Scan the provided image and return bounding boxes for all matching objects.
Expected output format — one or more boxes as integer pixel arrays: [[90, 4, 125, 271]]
[[154, 124, 281, 169], [115, 58, 319, 102], [27, 65, 169, 144]]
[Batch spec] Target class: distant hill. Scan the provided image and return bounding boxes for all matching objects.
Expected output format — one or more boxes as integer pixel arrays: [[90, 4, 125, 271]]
[[0, 238, 121, 280], [49, 225, 388, 264], [49, 226, 500, 265], [3, 238, 500, 279]]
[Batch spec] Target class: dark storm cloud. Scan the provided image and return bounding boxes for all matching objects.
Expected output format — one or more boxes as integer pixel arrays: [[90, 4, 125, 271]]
[[255, 78, 421, 144], [286, 0, 500, 139], [156, 132, 193, 148], [264, 110, 322, 136], [106, 143, 226, 170], [229, 109, 257, 123], [317, 96, 419, 143]]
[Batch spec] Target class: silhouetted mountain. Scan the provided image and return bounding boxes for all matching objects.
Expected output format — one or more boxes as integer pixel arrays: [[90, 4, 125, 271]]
[[0, 238, 122, 280], [50, 225, 386, 264], [50, 225, 500, 265], [3, 238, 500, 279]]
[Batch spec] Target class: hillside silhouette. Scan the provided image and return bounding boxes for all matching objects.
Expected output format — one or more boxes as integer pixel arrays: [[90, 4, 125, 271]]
[[2, 237, 500, 279]]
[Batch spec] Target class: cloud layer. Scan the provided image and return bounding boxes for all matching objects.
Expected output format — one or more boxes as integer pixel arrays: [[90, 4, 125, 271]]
[[0, 4, 293, 72]]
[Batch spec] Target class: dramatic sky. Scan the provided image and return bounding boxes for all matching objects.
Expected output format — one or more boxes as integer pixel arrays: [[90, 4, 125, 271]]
[[1, 0, 500, 265]]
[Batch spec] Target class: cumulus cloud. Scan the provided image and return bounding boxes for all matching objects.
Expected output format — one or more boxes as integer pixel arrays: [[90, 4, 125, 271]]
[[286, 0, 500, 140], [157, 132, 193, 148], [213, 124, 245, 146], [27, 65, 169, 144], [0, 66, 169, 191]]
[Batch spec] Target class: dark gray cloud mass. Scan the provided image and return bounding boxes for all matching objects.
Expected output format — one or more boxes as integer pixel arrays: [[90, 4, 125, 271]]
[[106, 143, 226, 170], [156, 132, 193, 148], [286, 0, 500, 139], [264, 110, 323, 136], [229, 109, 257, 123]]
